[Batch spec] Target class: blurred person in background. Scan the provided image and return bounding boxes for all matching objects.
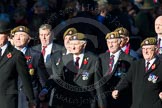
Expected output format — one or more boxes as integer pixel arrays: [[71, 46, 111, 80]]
[[33, 24, 62, 77]]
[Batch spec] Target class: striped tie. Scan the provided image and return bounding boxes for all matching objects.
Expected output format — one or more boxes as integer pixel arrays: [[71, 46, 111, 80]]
[[107, 55, 115, 75], [145, 61, 150, 72]]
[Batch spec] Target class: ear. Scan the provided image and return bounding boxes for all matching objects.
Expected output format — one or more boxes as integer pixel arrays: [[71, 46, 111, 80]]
[[126, 37, 130, 43], [155, 46, 158, 52], [83, 42, 87, 49], [27, 36, 31, 44]]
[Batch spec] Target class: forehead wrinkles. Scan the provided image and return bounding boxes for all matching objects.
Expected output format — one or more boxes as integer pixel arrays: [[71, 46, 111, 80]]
[[107, 39, 118, 42]]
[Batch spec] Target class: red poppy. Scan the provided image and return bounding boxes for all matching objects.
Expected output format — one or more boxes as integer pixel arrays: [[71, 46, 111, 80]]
[[28, 64, 33, 68], [7, 53, 12, 58], [83, 59, 88, 65], [25, 56, 31, 60], [151, 64, 156, 70]]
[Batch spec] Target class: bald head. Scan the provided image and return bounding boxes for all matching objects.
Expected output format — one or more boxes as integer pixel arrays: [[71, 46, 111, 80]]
[[155, 16, 162, 36]]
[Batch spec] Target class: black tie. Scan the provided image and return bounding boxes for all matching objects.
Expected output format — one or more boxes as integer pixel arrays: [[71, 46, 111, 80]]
[[75, 57, 80, 69]]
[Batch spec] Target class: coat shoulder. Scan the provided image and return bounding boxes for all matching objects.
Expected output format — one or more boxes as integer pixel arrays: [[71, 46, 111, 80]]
[[99, 52, 108, 58], [32, 44, 41, 51], [85, 51, 99, 60]]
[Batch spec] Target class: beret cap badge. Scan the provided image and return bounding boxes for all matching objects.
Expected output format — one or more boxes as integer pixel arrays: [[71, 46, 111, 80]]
[[73, 35, 77, 40], [19, 27, 23, 31], [119, 30, 122, 34], [141, 37, 156, 47], [68, 30, 72, 35], [145, 41, 149, 44], [111, 34, 114, 38]]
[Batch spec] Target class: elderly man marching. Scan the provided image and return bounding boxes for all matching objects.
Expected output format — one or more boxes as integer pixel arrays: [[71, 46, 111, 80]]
[[112, 37, 162, 108], [114, 27, 140, 59], [40, 32, 101, 108], [98, 31, 134, 108], [11, 26, 49, 108]]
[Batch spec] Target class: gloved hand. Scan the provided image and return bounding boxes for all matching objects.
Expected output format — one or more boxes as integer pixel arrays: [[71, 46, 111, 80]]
[[39, 88, 48, 101]]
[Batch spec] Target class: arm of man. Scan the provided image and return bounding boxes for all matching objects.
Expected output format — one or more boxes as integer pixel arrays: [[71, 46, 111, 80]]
[[95, 58, 108, 108], [16, 52, 36, 105], [112, 61, 134, 99], [37, 53, 49, 87]]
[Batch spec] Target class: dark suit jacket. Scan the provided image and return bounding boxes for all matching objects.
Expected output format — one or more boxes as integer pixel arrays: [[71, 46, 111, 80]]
[[0, 43, 35, 108], [18, 47, 49, 97], [98, 51, 134, 108], [47, 50, 100, 108], [115, 57, 162, 108], [24, 47, 49, 88], [33, 42, 62, 76]]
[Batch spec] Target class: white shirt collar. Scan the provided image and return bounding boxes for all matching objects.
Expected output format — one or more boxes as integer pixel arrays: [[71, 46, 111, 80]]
[[15, 46, 27, 54], [1, 43, 8, 56], [121, 45, 127, 52], [145, 58, 156, 69], [110, 50, 121, 71], [110, 50, 121, 58], [43, 42, 53, 63]]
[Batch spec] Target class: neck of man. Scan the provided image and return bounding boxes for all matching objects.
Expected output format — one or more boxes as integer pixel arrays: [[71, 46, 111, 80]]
[[158, 33, 162, 38], [15, 46, 25, 51]]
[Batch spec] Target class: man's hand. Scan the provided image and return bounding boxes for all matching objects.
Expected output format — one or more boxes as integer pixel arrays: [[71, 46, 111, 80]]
[[159, 92, 162, 100], [100, 9, 107, 17], [112, 90, 119, 99], [39, 88, 48, 101]]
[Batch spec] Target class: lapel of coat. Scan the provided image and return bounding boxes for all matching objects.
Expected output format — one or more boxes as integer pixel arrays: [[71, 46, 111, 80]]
[[51, 43, 59, 54], [24, 48, 32, 65], [103, 52, 110, 76], [25, 47, 30, 56], [62, 53, 77, 74], [0, 44, 15, 68], [37, 44, 41, 52]]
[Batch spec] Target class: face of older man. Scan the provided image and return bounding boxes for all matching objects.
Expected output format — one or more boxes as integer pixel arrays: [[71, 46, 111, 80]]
[[155, 16, 162, 35], [39, 29, 52, 46], [13, 32, 30, 49], [107, 38, 121, 53], [120, 36, 129, 48], [142, 45, 156, 61], [70, 40, 86, 55], [0, 33, 8, 47]]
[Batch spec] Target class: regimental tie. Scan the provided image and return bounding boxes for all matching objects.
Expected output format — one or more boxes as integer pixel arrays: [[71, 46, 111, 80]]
[[145, 61, 150, 72], [41, 46, 47, 56], [75, 57, 80, 69], [107, 55, 115, 75], [157, 38, 161, 54]]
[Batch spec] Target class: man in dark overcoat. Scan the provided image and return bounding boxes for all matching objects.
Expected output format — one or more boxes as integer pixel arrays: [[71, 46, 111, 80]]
[[40, 32, 100, 108], [98, 31, 134, 108], [0, 19, 35, 108], [112, 37, 162, 108], [11, 26, 49, 108]]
